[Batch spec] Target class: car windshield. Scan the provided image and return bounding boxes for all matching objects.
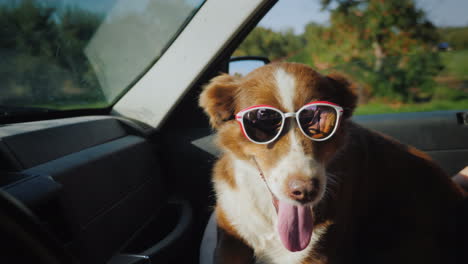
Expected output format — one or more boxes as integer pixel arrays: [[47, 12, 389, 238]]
[[0, 0, 205, 117]]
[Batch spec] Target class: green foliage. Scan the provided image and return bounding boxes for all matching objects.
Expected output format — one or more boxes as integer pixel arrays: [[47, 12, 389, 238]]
[[0, 0, 105, 107], [355, 99, 468, 115], [315, 0, 443, 102], [234, 27, 305, 60]]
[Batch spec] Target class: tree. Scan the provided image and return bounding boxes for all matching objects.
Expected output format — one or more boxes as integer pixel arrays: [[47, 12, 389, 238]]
[[234, 27, 305, 61], [313, 0, 442, 101], [0, 0, 104, 106]]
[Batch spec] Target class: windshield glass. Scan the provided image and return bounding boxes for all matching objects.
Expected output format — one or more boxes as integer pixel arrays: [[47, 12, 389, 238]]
[[0, 0, 205, 116]]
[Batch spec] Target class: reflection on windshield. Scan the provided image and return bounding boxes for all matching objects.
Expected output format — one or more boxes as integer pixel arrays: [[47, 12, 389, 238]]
[[0, 0, 205, 115], [85, 0, 202, 101]]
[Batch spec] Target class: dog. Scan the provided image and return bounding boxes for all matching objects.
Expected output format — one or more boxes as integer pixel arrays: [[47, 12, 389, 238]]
[[199, 62, 464, 264]]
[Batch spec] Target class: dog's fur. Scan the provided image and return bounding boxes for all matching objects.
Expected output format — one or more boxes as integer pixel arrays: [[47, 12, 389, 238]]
[[199, 62, 464, 264]]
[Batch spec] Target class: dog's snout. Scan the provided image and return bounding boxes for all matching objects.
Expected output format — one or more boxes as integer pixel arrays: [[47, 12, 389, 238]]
[[287, 177, 318, 204]]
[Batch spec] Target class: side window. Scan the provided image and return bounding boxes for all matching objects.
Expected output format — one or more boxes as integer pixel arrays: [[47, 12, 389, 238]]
[[233, 0, 468, 115]]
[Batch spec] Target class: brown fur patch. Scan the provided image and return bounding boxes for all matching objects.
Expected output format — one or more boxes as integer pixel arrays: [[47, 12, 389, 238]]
[[199, 74, 240, 128], [324, 72, 358, 119], [235, 65, 283, 112]]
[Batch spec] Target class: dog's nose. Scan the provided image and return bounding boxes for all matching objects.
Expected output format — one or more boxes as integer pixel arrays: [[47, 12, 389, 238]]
[[287, 178, 318, 203]]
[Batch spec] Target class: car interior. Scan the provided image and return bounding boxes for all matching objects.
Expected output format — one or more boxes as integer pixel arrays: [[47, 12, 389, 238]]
[[0, 0, 467, 264]]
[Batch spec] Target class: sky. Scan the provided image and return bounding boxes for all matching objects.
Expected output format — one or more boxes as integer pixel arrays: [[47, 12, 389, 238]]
[[259, 0, 468, 34], [2, 0, 466, 33]]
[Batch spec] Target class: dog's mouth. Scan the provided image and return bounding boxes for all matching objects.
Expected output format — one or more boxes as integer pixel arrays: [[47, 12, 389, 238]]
[[272, 196, 314, 252], [252, 156, 315, 252]]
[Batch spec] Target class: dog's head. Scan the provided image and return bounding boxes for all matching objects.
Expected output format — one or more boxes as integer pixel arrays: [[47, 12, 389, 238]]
[[200, 62, 357, 251]]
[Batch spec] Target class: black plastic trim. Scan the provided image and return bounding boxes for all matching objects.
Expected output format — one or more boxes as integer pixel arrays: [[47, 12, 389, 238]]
[[0, 107, 111, 126], [115, 199, 193, 263], [229, 56, 271, 64], [2, 173, 62, 208], [142, 200, 192, 259]]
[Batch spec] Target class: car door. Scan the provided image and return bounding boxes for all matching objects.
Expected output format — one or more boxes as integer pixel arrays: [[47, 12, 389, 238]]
[[354, 111, 468, 178], [0, 0, 277, 263]]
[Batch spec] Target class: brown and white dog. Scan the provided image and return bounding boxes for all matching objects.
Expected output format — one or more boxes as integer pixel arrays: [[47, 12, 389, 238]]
[[199, 62, 464, 264]]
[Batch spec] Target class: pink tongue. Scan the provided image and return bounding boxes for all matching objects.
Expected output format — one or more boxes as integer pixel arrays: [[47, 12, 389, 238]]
[[277, 201, 313, 252]]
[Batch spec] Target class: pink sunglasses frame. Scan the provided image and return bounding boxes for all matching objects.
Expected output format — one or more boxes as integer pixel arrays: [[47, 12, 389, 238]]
[[235, 101, 344, 144]]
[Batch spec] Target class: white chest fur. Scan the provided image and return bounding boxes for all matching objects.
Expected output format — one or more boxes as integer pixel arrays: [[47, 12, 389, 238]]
[[215, 157, 326, 264]]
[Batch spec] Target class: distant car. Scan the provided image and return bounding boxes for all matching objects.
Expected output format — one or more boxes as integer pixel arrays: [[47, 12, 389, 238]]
[[437, 42, 452, 51], [0, 0, 466, 263]]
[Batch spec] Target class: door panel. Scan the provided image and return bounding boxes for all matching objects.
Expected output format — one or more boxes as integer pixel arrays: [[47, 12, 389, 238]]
[[0, 116, 191, 264], [354, 110, 468, 176], [0, 117, 128, 170], [24, 136, 162, 228]]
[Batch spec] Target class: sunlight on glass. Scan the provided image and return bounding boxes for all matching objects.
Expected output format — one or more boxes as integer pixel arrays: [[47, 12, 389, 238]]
[[85, 0, 204, 101], [229, 60, 267, 76]]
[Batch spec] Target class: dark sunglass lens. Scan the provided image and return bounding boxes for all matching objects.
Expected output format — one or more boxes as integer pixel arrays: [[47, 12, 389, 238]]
[[243, 108, 282, 142], [298, 105, 337, 139]]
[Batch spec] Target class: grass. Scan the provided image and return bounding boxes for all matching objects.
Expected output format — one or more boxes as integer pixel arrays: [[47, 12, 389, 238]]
[[355, 49, 468, 115], [355, 99, 468, 115], [439, 49, 468, 79]]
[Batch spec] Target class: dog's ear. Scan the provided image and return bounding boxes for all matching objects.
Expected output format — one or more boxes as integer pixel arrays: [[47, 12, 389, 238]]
[[199, 74, 240, 129], [326, 73, 358, 119]]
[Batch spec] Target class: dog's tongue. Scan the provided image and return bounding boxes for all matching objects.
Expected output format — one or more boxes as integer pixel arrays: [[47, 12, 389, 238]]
[[277, 201, 313, 252]]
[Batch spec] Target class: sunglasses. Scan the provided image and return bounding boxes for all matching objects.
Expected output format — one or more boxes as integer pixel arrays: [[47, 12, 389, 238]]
[[235, 101, 344, 144]]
